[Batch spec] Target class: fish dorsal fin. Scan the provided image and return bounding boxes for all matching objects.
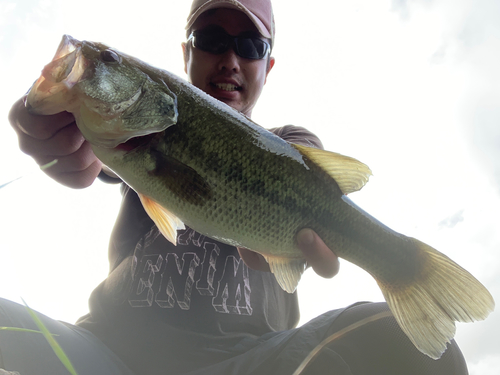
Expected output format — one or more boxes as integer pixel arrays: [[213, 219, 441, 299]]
[[263, 255, 307, 293], [292, 143, 372, 194], [138, 193, 185, 245]]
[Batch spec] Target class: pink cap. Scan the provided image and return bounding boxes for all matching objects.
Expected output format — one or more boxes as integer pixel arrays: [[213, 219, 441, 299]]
[[186, 0, 275, 46]]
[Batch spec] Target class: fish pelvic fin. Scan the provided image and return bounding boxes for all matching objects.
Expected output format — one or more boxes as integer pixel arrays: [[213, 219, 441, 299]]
[[377, 238, 495, 359], [263, 255, 307, 293], [291, 144, 372, 194], [138, 193, 185, 245]]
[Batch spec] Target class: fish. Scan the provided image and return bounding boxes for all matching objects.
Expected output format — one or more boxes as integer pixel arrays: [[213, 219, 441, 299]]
[[26, 35, 494, 360]]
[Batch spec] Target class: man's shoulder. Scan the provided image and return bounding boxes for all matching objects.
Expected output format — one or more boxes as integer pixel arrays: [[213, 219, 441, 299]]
[[267, 125, 324, 149]]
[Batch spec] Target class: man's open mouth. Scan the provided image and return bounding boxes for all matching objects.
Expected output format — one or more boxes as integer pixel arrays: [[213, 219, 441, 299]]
[[211, 82, 242, 91]]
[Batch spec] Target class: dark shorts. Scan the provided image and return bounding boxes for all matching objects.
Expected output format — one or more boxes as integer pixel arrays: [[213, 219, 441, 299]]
[[0, 298, 467, 375]]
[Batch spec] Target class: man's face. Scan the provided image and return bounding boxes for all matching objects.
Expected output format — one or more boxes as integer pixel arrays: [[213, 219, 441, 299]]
[[183, 8, 275, 117]]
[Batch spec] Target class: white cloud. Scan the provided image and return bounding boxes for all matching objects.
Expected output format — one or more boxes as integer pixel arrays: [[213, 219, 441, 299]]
[[468, 355, 500, 375], [391, 0, 434, 19]]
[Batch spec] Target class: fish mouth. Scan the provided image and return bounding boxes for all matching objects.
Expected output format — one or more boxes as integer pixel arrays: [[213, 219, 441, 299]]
[[26, 35, 88, 115], [51, 35, 82, 65]]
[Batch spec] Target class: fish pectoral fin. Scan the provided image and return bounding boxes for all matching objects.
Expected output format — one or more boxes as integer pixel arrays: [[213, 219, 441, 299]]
[[292, 143, 372, 195], [263, 255, 306, 293], [138, 193, 185, 245], [149, 149, 212, 206], [378, 238, 495, 359]]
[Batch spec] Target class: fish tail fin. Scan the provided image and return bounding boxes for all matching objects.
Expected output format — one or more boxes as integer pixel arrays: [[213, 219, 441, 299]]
[[377, 238, 495, 359]]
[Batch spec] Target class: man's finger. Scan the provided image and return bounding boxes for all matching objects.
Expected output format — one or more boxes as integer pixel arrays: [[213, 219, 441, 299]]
[[297, 228, 340, 278], [238, 247, 270, 272], [9, 97, 75, 140]]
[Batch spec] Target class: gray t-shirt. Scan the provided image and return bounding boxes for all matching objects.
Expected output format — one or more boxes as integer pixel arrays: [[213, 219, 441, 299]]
[[77, 125, 323, 373]]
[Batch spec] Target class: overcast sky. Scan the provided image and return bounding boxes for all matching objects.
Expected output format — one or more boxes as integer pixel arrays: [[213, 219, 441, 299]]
[[0, 0, 498, 373]]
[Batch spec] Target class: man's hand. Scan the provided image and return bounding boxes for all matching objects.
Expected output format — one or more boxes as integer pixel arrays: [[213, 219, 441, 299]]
[[238, 228, 340, 278], [8, 97, 102, 188]]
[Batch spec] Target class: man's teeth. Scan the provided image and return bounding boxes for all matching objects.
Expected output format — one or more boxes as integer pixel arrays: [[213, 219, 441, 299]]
[[215, 83, 239, 91]]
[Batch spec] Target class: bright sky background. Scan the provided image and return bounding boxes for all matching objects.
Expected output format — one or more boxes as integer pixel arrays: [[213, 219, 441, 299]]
[[0, 0, 498, 373]]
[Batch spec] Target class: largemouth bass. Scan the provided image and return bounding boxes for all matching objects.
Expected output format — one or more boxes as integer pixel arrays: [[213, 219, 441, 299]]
[[26, 35, 494, 359]]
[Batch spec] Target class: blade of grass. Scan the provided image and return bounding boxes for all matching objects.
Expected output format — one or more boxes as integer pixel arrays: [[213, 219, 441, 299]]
[[40, 159, 58, 170], [0, 327, 56, 335], [21, 298, 79, 375], [0, 160, 57, 189], [0, 177, 22, 189]]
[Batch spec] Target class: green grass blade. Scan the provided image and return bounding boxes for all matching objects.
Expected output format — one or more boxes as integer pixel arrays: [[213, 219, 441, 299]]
[[0, 160, 57, 189], [40, 159, 58, 170], [0, 327, 49, 334], [0, 177, 22, 189], [21, 299, 79, 375]]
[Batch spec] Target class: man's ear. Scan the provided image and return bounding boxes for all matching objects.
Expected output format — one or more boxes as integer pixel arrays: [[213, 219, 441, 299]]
[[265, 57, 275, 84], [181, 42, 188, 74]]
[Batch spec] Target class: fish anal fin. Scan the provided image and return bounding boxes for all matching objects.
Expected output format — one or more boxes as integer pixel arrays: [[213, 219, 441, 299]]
[[292, 143, 372, 195], [263, 255, 306, 293], [377, 238, 495, 359], [138, 193, 185, 245]]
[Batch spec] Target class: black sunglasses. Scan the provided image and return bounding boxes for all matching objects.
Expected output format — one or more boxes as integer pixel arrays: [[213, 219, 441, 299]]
[[188, 28, 270, 60]]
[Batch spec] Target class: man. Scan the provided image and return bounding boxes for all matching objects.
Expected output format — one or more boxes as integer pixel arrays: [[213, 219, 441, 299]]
[[4, 0, 467, 374]]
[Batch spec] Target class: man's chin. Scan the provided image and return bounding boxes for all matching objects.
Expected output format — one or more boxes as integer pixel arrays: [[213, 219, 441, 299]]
[[205, 86, 249, 114], [213, 95, 242, 111]]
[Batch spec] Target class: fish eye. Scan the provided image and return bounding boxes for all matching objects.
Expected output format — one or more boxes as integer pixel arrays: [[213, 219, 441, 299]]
[[100, 49, 121, 63]]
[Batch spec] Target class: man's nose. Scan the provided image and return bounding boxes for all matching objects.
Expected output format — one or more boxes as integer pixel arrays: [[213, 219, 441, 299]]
[[217, 48, 241, 72]]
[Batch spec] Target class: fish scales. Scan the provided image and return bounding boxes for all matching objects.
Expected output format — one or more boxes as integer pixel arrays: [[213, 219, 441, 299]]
[[183, 103, 415, 278], [25, 35, 494, 360], [144, 87, 319, 255], [127, 86, 431, 286]]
